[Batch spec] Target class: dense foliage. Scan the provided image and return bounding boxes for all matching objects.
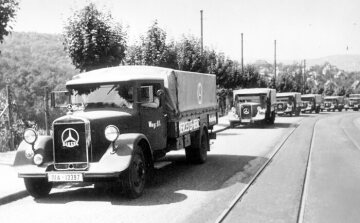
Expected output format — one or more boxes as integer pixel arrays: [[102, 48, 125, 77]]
[[63, 3, 127, 72], [0, 0, 18, 45]]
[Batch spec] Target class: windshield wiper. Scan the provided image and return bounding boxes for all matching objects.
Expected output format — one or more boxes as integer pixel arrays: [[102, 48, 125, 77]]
[[107, 85, 117, 95]]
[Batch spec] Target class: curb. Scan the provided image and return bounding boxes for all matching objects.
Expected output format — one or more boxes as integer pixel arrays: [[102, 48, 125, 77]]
[[0, 190, 29, 206]]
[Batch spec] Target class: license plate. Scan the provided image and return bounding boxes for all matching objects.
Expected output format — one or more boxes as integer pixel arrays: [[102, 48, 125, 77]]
[[48, 173, 83, 182]]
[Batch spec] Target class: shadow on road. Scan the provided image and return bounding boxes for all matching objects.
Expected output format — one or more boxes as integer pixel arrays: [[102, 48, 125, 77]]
[[231, 122, 298, 129], [34, 154, 267, 206]]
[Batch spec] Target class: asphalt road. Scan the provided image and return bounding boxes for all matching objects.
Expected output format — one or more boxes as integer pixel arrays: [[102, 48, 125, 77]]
[[1, 112, 359, 223]]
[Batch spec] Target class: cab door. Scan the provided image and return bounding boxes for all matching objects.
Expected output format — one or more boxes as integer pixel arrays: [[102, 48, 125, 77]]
[[139, 83, 167, 150]]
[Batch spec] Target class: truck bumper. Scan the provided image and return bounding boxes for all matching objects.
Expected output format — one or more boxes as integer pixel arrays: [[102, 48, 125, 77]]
[[17, 163, 124, 181]]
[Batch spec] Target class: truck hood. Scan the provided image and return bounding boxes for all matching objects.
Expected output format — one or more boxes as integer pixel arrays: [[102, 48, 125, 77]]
[[54, 109, 136, 132]]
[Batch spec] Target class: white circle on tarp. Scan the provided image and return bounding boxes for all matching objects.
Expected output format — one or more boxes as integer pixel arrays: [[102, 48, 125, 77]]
[[197, 83, 203, 105]]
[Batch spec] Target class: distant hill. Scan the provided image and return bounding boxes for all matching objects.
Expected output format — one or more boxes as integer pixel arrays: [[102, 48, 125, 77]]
[[306, 55, 360, 72], [0, 32, 78, 126]]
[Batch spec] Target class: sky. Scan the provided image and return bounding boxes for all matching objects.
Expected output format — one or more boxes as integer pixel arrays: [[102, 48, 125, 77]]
[[11, 0, 360, 63]]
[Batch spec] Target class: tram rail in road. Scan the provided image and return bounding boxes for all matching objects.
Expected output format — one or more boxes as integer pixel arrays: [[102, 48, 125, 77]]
[[215, 118, 305, 223]]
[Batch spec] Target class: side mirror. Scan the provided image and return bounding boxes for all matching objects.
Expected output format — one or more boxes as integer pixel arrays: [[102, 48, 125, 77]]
[[156, 89, 164, 97], [50, 91, 71, 108]]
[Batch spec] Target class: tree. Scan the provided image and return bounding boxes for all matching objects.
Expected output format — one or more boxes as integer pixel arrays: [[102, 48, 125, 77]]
[[0, 0, 19, 44], [63, 3, 127, 72], [176, 35, 206, 72], [126, 21, 177, 68]]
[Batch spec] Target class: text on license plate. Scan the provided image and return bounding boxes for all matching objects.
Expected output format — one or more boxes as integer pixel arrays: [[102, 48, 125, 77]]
[[48, 173, 83, 182]]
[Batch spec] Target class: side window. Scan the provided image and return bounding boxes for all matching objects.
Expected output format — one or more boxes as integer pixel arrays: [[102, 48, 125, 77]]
[[140, 83, 162, 108]]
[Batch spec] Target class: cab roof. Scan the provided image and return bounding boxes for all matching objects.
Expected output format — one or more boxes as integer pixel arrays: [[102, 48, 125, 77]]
[[233, 88, 275, 95], [301, 94, 321, 98], [66, 66, 177, 86], [277, 92, 301, 97], [324, 96, 343, 99]]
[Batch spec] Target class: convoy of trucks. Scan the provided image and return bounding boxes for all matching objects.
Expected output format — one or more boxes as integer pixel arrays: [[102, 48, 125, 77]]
[[12, 65, 360, 199]]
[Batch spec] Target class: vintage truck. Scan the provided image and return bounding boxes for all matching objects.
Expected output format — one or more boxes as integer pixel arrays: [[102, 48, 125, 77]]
[[344, 94, 360, 111], [276, 92, 301, 116], [322, 96, 344, 112], [13, 66, 218, 199], [228, 88, 276, 127], [300, 94, 322, 113]]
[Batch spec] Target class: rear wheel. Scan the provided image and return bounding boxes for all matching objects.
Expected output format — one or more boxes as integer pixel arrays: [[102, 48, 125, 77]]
[[24, 178, 52, 198], [121, 146, 147, 199], [186, 129, 209, 164]]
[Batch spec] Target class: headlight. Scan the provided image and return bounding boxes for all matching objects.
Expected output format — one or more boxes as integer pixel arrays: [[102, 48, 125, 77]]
[[105, 125, 120, 142], [231, 107, 236, 113], [24, 129, 37, 144], [33, 153, 44, 165]]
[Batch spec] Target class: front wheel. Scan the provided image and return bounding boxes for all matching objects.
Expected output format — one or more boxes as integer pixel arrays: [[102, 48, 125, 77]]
[[121, 146, 147, 199], [24, 178, 52, 198], [186, 130, 209, 164], [266, 111, 275, 124]]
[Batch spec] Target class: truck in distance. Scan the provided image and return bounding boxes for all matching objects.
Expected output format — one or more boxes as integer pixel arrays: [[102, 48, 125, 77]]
[[13, 66, 218, 199], [276, 92, 301, 116], [345, 94, 360, 111], [228, 88, 276, 127], [300, 94, 322, 113], [323, 96, 344, 112]]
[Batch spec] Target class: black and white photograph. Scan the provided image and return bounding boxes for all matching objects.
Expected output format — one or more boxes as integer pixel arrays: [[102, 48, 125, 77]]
[[1, 0, 360, 222]]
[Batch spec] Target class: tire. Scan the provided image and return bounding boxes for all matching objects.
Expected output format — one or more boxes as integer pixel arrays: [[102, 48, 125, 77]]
[[186, 129, 209, 164], [315, 107, 320, 114], [121, 146, 147, 199], [24, 178, 52, 198], [339, 108, 342, 112], [266, 111, 275, 124]]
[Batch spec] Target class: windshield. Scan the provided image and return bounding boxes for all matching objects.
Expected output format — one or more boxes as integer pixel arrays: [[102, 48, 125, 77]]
[[349, 98, 360, 102], [301, 98, 313, 103], [235, 94, 266, 104], [324, 99, 337, 103], [277, 97, 291, 103], [69, 83, 134, 109]]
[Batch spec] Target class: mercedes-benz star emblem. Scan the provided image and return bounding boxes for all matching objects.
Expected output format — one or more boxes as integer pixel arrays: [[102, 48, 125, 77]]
[[243, 108, 250, 115], [61, 128, 79, 148]]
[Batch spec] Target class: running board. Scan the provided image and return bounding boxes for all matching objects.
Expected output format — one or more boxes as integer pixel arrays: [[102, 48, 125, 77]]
[[154, 161, 172, 169]]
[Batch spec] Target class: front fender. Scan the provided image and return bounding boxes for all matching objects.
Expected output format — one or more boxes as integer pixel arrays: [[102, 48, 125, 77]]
[[13, 136, 53, 166], [89, 133, 151, 174]]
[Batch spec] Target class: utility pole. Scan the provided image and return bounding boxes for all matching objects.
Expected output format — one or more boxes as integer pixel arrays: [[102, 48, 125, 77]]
[[200, 10, 204, 56], [274, 40, 277, 88], [303, 59, 306, 94], [44, 87, 50, 135], [6, 85, 14, 151], [241, 33, 244, 75]]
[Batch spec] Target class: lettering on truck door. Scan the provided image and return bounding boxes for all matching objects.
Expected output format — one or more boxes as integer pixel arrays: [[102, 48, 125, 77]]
[[139, 83, 167, 150]]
